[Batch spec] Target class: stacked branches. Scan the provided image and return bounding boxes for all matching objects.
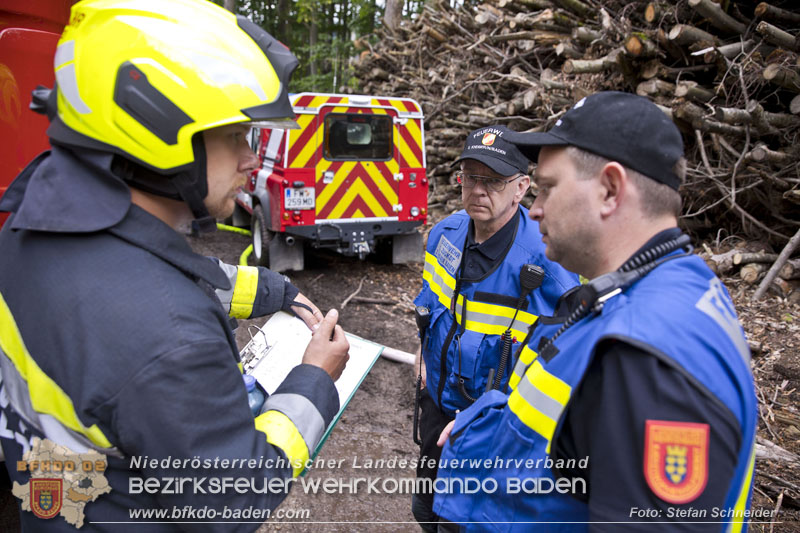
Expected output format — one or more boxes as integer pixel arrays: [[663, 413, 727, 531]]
[[351, 0, 800, 250]]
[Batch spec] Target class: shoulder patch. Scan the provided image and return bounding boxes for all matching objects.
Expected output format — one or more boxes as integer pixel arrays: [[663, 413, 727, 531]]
[[434, 235, 462, 276], [644, 420, 709, 504]]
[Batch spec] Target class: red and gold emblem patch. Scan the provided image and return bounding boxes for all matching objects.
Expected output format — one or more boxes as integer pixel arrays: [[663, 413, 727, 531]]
[[482, 133, 496, 146], [31, 478, 62, 519], [644, 420, 709, 504]]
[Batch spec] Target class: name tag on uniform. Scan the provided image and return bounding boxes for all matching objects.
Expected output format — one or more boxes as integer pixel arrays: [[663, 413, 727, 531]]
[[434, 235, 462, 276]]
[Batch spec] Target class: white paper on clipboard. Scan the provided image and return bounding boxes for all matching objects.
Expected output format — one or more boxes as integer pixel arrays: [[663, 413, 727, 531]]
[[240, 311, 383, 456]]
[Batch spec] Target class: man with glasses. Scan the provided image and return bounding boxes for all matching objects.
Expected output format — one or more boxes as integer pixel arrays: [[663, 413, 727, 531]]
[[432, 93, 757, 532], [411, 126, 579, 531]]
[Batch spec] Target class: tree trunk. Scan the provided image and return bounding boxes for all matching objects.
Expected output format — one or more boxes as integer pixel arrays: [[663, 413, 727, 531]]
[[275, 0, 289, 46], [309, 15, 318, 77], [384, 0, 404, 32]]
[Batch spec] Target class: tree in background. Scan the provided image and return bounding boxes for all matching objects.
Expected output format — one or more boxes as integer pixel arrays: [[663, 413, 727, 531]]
[[383, 0, 403, 32], [217, 0, 384, 93], [216, 0, 449, 93]]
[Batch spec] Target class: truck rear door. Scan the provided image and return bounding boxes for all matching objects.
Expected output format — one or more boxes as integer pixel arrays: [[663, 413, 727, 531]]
[[316, 105, 398, 221]]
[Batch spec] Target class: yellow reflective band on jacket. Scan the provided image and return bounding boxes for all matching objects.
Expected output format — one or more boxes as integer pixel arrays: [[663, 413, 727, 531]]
[[508, 359, 571, 453], [422, 252, 456, 309], [726, 441, 756, 533], [509, 344, 538, 391], [230, 266, 259, 318], [423, 252, 539, 339], [453, 299, 537, 339], [255, 410, 309, 477], [0, 294, 113, 449]]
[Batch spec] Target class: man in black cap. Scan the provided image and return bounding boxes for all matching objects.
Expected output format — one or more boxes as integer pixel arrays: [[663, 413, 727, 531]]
[[411, 125, 579, 531], [432, 92, 757, 531]]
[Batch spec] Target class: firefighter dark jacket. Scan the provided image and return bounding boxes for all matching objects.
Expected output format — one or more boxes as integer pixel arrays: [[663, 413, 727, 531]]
[[0, 145, 339, 531]]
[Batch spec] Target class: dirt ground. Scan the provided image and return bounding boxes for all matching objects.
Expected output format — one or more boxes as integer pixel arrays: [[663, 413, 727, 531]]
[[189, 229, 422, 532], [188, 227, 800, 532]]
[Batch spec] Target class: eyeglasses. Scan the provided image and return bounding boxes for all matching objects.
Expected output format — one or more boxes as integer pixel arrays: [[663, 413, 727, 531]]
[[455, 170, 523, 192]]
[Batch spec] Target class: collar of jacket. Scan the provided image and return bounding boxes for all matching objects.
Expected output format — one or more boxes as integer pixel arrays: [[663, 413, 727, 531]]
[[465, 208, 520, 261], [0, 144, 131, 233], [107, 205, 231, 290], [0, 145, 230, 290]]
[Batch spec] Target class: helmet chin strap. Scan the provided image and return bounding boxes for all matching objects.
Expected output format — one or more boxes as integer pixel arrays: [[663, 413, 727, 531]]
[[175, 135, 217, 234], [114, 135, 217, 234], [172, 172, 217, 234]]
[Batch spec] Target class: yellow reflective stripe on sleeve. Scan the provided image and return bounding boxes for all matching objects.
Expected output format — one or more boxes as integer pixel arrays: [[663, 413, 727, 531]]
[[424, 252, 456, 310], [726, 441, 756, 533], [509, 345, 538, 391], [0, 295, 113, 449], [508, 389, 558, 449], [230, 266, 259, 319], [255, 410, 310, 477], [508, 359, 571, 453], [526, 359, 571, 406]]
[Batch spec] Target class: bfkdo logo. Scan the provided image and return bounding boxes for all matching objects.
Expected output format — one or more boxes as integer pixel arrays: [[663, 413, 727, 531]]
[[31, 478, 63, 519], [481, 133, 496, 146], [644, 420, 709, 504]]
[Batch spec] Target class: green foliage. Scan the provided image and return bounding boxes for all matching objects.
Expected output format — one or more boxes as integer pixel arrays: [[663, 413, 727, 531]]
[[235, 0, 382, 93]]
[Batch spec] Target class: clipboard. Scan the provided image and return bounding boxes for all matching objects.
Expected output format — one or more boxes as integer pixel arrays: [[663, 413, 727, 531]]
[[240, 311, 384, 459]]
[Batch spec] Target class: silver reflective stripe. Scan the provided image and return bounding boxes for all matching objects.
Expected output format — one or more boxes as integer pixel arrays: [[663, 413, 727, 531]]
[[259, 129, 285, 178], [0, 353, 122, 458], [511, 357, 528, 383], [426, 263, 454, 303], [694, 278, 750, 367], [515, 374, 564, 422], [214, 260, 238, 313], [54, 45, 91, 114], [262, 393, 326, 451], [452, 302, 535, 330], [423, 259, 435, 277], [54, 40, 74, 69]]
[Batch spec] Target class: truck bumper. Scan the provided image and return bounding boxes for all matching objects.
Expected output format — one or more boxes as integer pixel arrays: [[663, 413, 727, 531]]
[[283, 220, 423, 259]]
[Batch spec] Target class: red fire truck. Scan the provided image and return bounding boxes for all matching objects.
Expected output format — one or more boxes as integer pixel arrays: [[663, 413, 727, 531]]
[[0, 1, 71, 227], [233, 92, 428, 271]]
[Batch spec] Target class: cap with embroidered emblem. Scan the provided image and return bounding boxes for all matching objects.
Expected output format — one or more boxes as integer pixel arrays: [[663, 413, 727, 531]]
[[453, 125, 529, 176], [505, 91, 684, 190]]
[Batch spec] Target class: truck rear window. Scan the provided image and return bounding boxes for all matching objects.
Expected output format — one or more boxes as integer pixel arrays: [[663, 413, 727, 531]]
[[323, 113, 392, 161]]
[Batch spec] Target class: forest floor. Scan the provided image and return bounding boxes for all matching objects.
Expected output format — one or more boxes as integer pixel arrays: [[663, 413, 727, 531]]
[[188, 225, 800, 533]]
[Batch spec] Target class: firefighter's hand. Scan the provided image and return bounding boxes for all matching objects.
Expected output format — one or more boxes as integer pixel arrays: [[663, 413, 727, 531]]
[[415, 346, 426, 388], [291, 292, 324, 331], [437, 420, 455, 447], [302, 309, 349, 381]]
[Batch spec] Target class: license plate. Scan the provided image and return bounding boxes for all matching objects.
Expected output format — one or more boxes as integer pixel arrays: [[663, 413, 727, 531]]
[[284, 187, 315, 210]]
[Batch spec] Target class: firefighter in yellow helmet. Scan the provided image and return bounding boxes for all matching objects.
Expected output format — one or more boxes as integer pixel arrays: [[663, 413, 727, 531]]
[[0, 0, 348, 530]]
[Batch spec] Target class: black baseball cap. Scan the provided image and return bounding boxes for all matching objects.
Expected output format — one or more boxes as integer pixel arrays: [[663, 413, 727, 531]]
[[453, 125, 530, 177], [505, 91, 684, 190]]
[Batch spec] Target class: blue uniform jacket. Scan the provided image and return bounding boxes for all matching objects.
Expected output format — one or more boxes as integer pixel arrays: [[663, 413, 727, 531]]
[[414, 207, 579, 415], [433, 251, 757, 532]]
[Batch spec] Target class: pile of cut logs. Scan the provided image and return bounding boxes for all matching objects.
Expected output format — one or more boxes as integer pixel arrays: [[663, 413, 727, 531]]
[[351, 0, 799, 262], [705, 243, 800, 302]]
